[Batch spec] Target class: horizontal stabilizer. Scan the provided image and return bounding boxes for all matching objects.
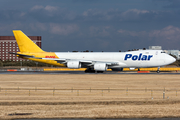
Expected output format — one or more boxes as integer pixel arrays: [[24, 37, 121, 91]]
[[8, 52, 41, 59]]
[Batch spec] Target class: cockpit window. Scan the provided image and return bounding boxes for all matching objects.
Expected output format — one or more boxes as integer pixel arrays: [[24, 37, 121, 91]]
[[161, 51, 166, 53]]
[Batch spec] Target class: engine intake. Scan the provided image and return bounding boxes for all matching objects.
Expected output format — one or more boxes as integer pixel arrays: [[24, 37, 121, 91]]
[[67, 61, 81, 69], [94, 63, 107, 71]]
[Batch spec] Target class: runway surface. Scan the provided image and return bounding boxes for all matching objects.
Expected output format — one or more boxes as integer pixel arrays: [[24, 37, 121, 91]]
[[0, 71, 180, 74], [15, 118, 180, 120]]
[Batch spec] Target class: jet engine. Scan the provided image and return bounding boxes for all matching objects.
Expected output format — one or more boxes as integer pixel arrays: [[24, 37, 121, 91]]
[[67, 61, 81, 69], [94, 63, 107, 71]]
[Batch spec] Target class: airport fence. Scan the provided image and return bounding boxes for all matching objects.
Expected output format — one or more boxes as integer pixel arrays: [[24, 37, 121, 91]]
[[0, 87, 180, 100]]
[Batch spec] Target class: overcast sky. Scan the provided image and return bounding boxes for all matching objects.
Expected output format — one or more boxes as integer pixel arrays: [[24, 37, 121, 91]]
[[0, 0, 180, 52]]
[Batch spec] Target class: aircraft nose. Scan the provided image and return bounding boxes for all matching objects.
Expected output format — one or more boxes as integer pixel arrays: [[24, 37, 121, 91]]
[[167, 55, 176, 64]]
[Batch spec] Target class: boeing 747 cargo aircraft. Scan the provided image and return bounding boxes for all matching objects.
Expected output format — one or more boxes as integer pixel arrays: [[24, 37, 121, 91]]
[[10, 30, 176, 73]]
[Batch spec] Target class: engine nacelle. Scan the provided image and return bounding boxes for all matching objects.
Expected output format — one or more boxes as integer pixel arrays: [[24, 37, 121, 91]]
[[67, 61, 81, 69], [94, 63, 107, 71]]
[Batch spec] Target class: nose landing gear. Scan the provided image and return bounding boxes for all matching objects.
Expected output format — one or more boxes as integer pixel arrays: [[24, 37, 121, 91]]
[[157, 67, 160, 73]]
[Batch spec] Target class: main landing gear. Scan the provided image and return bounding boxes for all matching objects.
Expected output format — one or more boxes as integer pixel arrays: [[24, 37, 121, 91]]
[[85, 69, 95, 73], [85, 68, 104, 73]]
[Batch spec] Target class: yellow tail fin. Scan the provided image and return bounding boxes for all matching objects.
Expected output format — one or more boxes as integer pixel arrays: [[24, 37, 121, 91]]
[[13, 30, 44, 53]]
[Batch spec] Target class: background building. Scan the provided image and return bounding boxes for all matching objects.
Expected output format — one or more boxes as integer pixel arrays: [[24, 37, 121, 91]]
[[0, 36, 41, 61], [149, 46, 162, 50]]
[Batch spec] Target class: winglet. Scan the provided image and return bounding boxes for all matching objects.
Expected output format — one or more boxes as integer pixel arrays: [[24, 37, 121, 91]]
[[13, 30, 44, 53]]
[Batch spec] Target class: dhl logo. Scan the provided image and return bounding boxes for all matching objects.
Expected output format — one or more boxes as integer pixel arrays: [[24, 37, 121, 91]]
[[45, 56, 56, 58]]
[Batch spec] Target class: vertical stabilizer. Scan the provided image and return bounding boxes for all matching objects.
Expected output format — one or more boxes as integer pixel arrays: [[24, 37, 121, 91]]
[[13, 30, 44, 53]]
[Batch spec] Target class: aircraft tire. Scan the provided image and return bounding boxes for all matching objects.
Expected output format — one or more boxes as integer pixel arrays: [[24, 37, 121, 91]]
[[85, 69, 95, 73], [97, 71, 104, 73]]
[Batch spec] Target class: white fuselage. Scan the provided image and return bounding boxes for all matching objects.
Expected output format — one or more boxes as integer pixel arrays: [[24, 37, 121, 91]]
[[54, 50, 176, 69]]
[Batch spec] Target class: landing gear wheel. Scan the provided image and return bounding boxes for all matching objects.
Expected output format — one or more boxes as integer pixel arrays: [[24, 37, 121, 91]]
[[97, 71, 104, 73], [85, 69, 95, 73], [157, 67, 160, 73]]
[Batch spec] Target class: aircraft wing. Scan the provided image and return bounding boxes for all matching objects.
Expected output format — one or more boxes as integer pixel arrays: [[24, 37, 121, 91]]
[[41, 57, 123, 67]]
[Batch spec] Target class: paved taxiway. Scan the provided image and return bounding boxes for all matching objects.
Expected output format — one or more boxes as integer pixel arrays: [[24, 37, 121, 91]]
[[0, 71, 179, 74]]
